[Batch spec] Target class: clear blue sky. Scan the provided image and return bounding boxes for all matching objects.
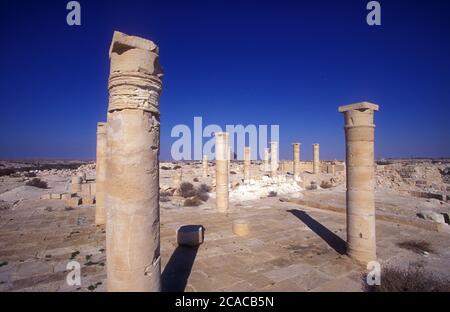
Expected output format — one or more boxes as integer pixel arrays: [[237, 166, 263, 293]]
[[0, 0, 449, 160]]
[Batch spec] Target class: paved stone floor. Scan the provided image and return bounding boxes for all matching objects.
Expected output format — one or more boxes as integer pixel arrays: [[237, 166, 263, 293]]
[[1, 194, 449, 292]]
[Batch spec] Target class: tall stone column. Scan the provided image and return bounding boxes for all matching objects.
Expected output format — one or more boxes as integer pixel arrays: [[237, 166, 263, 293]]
[[202, 154, 208, 178], [228, 147, 232, 176], [339, 102, 379, 265], [313, 144, 320, 174], [244, 146, 251, 183], [95, 122, 107, 225], [293, 143, 301, 181], [264, 147, 270, 172], [270, 142, 278, 177], [105, 31, 163, 291], [215, 132, 229, 213]]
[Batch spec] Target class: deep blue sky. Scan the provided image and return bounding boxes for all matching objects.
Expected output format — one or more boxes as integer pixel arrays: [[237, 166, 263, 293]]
[[1, 0, 449, 160]]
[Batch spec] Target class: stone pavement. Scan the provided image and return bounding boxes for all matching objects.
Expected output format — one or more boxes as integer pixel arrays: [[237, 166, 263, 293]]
[[2, 194, 449, 292]]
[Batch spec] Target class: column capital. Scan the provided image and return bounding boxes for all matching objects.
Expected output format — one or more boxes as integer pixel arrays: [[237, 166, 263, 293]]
[[109, 31, 159, 57], [338, 101, 379, 113]]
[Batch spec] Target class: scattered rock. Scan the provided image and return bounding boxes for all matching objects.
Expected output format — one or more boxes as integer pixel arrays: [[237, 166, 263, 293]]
[[417, 210, 446, 224]]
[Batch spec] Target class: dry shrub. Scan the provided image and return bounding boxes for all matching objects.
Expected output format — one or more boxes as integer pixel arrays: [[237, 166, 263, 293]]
[[306, 182, 318, 190], [160, 189, 175, 197], [160, 196, 171, 203], [230, 171, 237, 175], [198, 184, 211, 193], [193, 177, 199, 182], [26, 178, 48, 189], [196, 192, 209, 202], [179, 182, 196, 198], [376, 160, 394, 165], [397, 240, 433, 254], [0, 200, 11, 211], [183, 197, 203, 207], [320, 180, 333, 189], [363, 266, 450, 292], [268, 191, 277, 197], [161, 166, 171, 170], [173, 165, 182, 170]]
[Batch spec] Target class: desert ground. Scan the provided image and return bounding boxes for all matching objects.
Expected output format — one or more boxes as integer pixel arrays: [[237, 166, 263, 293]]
[[0, 159, 449, 291]]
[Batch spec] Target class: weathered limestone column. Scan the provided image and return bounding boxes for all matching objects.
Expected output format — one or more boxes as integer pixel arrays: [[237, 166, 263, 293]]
[[264, 147, 270, 172], [71, 176, 82, 194], [202, 154, 208, 178], [173, 167, 182, 189], [270, 142, 278, 177], [244, 146, 251, 183], [293, 143, 301, 181], [215, 132, 229, 213], [95, 122, 107, 225], [339, 102, 379, 265], [228, 147, 232, 176], [313, 144, 320, 174], [105, 31, 163, 291]]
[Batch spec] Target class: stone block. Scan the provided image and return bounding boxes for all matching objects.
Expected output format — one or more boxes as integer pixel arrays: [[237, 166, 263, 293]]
[[61, 193, 72, 200], [50, 193, 61, 200], [40, 194, 51, 200], [81, 195, 96, 205], [66, 197, 81, 207], [177, 225, 205, 246], [81, 183, 91, 196], [417, 210, 445, 224], [233, 220, 250, 237]]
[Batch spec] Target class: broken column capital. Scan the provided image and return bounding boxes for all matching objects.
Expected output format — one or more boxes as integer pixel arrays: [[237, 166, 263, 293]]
[[108, 31, 163, 114]]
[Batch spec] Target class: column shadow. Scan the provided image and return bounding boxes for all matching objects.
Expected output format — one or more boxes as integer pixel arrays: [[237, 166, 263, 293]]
[[162, 225, 203, 292], [287, 209, 347, 255]]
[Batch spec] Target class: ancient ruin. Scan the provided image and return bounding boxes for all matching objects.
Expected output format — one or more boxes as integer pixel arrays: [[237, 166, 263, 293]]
[[293, 143, 301, 181], [339, 102, 379, 265], [244, 146, 251, 183], [0, 6, 450, 294], [95, 122, 107, 225], [215, 132, 229, 213], [313, 144, 320, 174], [271, 142, 279, 177], [202, 154, 208, 178], [105, 31, 163, 291], [264, 147, 270, 172]]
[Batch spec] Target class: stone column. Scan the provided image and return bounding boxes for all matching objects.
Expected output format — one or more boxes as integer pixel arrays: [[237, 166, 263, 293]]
[[228, 147, 232, 176], [270, 142, 278, 177], [215, 132, 229, 213], [264, 147, 270, 172], [339, 102, 379, 265], [293, 143, 301, 181], [244, 146, 251, 183], [202, 154, 208, 178], [173, 167, 182, 189], [105, 31, 163, 291], [313, 144, 320, 174], [71, 176, 82, 194], [95, 122, 107, 225]]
